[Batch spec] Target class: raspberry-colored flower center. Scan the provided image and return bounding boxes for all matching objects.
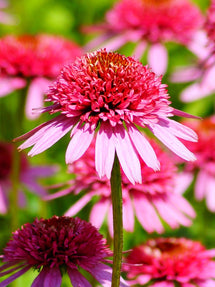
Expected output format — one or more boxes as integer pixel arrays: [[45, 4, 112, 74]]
[[3, 216, 109, 269], [47, 49, 170, 126]]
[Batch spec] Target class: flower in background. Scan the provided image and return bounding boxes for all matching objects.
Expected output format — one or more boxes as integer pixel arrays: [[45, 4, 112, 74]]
[[0, 216, 128, 287], [84, 0, 203, 75], [124, 237, 215, 286], [175, 117, 215, 212], [0, 0, 15, 25], [15, 49, 198, 185], [0, 141, 56, 214], [0, 34, 82, 119], [171, 1, 215, 102], [45, 138, 196, 236]]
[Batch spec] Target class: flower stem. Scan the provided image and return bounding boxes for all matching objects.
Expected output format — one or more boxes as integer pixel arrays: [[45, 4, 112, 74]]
[[110, 154, 123, 287]]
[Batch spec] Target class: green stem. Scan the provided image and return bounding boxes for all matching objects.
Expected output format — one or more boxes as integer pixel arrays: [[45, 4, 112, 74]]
[[110, 154, 123, 287]]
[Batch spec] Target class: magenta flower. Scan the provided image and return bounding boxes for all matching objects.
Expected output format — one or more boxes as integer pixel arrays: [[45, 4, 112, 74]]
[[175, 117, 215, 212], [0, 216, 128, 287], [124, 237, 215, 286], [0, 34, 82, 119], [84, 0, 203, 75], [0, 142, 56, 214], [45, 138, 196, 236], [15, 49, 198, 185]]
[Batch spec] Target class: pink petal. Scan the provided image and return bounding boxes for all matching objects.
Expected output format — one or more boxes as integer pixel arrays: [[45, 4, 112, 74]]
[[0, 185, 7, 214], [168, 193, 196, 218], [132, 41, 147, 60], [0, 77, 26, 97], [174, 172, 193, 195], [173, 109, 201, 119], [148, 122, 196, 162], [170, 66, 201, 83], [65, 193, 93, 216], [133, 196, 164, 233], [148, 43, 168, 75], [127, 123, 160, 171], [113, 124, 142, 184], [25, 77, 51, 120], [180, 82, 212, 102], [122, 193, 135, 232], [90, 199, 110, 229], [100, 34, 131, 52], [68, 268, 92, 287], [187, 31, 209, 59], [88, 263, 128, 287], [0, 266, 30, 287], [32, 268, 48, 287], [152, 281, 174, 287], [95, 122, 115, 179], [44, 268, 62, 287], [28, 116, 76, 156], [205, 175, 215, 212], [154, 198, 192, 228], [160, 118, 198, 142], [65, 123, 94, 164], [195, 170, 208, 200]]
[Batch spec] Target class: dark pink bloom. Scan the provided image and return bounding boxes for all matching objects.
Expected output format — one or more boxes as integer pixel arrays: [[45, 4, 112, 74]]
[[124, 237, 215, 286], [15, 49, 198, 184], [45, 138, 196, 236], [0, 216, 128, 287], [0, 142, 56, 214], [84, 0, 203, 75], [175, 117, 215, 212], [0, 34, 82, 119]]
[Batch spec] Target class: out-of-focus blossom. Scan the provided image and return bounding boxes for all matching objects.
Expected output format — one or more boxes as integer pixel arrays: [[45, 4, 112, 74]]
[[15, 49, 198, 185], [0, 216, 128, 287], [0, 0, 15, 25], [0, 34, 82, 119], [171, 1, 215, 102], [84, 0, 203, 75], [0, 142, 56, 214], [124, 237, 215, 286], [45, 139, 196, 236], [175, 117, 215, 212]]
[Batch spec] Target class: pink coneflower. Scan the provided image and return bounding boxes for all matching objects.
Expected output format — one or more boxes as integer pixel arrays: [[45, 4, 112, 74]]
[[84, 0, 203, 75], [15, 49, 198, 185], [0, 34, 82, 119], [0, 142, 56, 214], [124, 237, 215, 286], [45, 138, 196, 236], [175, 117, 215, 212], [0, 216, 128, 287]]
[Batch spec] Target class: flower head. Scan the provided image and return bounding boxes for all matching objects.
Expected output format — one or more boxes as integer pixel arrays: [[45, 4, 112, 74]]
[[45, 138, 196, 236], [0, 216, 128, 287], [15, 49, 197, 184], [84, 0, 203, 74], [124, 237, 215, 286], [175, 117, 215, 212], [0, 141, 56, 214], [0, 34, 82, 119]]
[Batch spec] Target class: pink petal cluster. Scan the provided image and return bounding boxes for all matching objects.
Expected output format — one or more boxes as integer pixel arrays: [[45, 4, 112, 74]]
[[124, 237, 215, 286], [15, 49, 198, 185], [0, 141, 56, 214], [84, 0, 203, 74], [171, 1, 215, 102], [0, 216, 128, 287], [176, 117, 215, 212], [0, 34, 82, 119], [45, 138, 196, 236]]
